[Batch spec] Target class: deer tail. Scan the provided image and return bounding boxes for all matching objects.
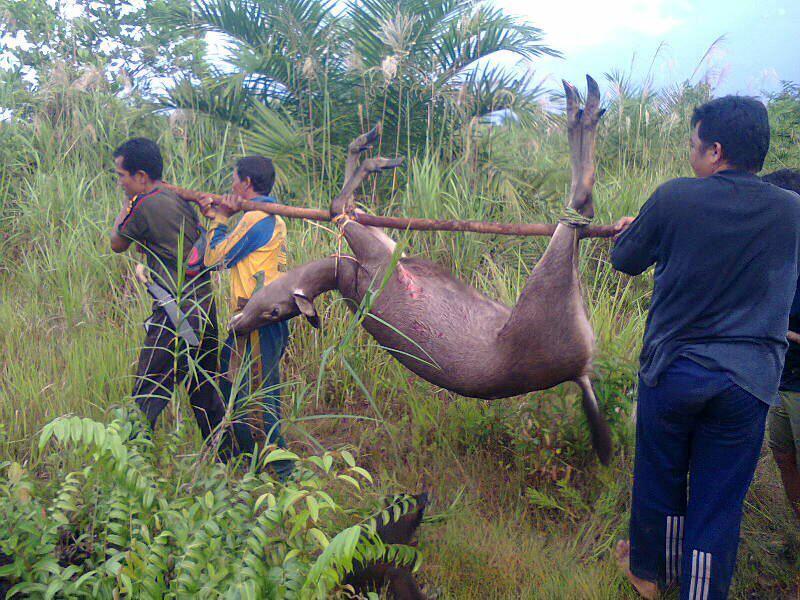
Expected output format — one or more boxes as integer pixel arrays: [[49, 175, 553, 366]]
[[576, 376, 613, 465]]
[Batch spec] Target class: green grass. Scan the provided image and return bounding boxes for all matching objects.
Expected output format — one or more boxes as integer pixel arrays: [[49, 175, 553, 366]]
[[1, 80, 799, 598]]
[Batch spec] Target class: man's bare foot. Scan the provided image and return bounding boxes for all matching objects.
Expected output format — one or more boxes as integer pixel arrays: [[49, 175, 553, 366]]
[[615, 540, 659, 599]]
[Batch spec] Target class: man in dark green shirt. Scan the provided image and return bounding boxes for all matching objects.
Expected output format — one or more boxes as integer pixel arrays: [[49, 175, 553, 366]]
[[110, 138, 227, 451]]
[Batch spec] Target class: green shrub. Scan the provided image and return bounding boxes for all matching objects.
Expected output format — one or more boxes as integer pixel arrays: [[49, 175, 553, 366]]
[[0, 412, 422, 599]]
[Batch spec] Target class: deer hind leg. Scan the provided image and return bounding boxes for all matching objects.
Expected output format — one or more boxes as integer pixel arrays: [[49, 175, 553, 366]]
[[522, 76, 604, 297], [563, 75, 603, 220], [562, 81, 610, 464], [513, 77, 603, 355], [522, 76, 603, 294]]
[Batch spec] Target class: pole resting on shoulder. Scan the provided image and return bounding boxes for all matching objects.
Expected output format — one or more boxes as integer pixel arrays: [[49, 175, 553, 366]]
[[162, 183, 616, 238]]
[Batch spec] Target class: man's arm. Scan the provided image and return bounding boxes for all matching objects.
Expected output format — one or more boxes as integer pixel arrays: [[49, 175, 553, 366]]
[[204, 205, 277, 269], [110, 204, 132, 253], [110, 193, 152, 254], [610, 191, 662, 276]]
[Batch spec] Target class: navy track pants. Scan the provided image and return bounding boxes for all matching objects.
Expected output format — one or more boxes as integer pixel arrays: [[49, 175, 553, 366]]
[[629, 357, 768, 600]]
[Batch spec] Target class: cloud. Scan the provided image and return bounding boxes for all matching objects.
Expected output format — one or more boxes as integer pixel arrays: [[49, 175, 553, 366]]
[[745, 67, 781, 94], [497, 0, 690, 54]]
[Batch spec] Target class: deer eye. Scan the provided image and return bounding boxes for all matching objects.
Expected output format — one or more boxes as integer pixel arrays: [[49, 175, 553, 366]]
[[270, 307, 280, 317]]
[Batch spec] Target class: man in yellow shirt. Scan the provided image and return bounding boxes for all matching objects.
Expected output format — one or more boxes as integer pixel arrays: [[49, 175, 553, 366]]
[[203, 156, 292, 477]]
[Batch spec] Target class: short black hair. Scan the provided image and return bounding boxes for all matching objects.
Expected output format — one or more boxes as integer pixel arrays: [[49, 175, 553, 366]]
[[113, 137, 163, 180], [761, 169, 800, 195], [235, 155, 275, 195], [690, 96, 770, 173]]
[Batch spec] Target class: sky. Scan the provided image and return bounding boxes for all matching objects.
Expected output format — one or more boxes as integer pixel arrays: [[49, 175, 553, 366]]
[[495, 0, 799, 98], [2, 0, 798, 100]]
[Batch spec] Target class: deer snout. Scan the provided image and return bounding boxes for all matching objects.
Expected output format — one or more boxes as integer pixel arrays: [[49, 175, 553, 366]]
[[228, 312, 245, 332], [229, 311, 264, 335]]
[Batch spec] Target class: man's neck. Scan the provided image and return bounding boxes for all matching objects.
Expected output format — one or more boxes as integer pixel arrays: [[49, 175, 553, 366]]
[[241, 190, 262, 201], [710, 162, 739, 175], [141, 180, 160, 196]]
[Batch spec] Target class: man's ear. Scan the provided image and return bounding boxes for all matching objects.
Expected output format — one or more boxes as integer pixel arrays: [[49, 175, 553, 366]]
[[711, 141, 724, 163], [293, 292, 320, 328]]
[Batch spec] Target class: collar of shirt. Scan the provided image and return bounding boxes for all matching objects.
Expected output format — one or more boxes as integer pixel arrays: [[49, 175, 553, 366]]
[[715, 169, 758, 179], [251, 195, 277, 204], [125, 186, 161, 217]]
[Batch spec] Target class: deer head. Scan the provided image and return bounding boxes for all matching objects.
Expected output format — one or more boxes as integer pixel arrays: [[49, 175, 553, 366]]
[[228, 257, 343, 333]]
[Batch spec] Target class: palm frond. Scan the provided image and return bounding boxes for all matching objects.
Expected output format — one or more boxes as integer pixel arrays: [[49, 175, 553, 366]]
[[457, 63, 545, 117], [242, 103, 311, 188], [165, 71, 257, 126], [432, 4, 558, 81]]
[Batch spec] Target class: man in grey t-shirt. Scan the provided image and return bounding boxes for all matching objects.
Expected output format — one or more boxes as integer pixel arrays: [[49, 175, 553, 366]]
[[612, 98, 800, 600]]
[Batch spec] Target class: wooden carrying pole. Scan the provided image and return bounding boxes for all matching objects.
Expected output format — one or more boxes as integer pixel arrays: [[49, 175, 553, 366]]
[[162, 183, 617, 239]]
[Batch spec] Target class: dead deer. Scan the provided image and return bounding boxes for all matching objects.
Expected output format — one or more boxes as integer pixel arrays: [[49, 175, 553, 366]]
[[231, 76, 612, 464]]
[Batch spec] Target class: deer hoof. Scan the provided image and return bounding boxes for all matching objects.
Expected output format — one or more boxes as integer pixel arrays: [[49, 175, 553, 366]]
[[364, 156, 404, 173]]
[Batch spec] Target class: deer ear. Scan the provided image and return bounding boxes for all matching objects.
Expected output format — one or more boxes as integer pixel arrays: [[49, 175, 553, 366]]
[[293, 293, 320, 328]]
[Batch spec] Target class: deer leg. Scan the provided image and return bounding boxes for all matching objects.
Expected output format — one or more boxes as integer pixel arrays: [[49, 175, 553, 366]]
[[334, 122, 403, 216], [339, 219, 395, 273], [533, 77, 603, 327], [576, 75, 602, 219], [564, 75, 602, 219], [561, 81, 611, 464], [563, 79, 583, 206], [508, 78, 602, 356], [510, 75, 606, 308], [527, 77, 600, 285], [353, 208, 398, 253], [332, 156, 404, 270], [344, 122, 382, 184], [332, 156, 404, 217], [332, 125, 405, 268], [528, 75, 605, 273]]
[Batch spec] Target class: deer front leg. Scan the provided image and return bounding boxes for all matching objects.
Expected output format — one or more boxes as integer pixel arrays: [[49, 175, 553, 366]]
[[344, 122, 382, 184], [339, 219, 396, 273], [332, 156, 405, 217], [564, 79, 583, 205], [332, 124, 404, 267], [335, 122, 388, 216], [332, 154, 404, 269]]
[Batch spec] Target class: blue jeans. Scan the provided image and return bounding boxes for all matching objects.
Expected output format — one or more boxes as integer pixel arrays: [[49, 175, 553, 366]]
[[221, 321, 293, 477], [630, 357, 768, 600]]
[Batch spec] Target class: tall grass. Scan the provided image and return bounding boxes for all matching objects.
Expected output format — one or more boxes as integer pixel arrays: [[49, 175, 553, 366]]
[[0, 70, 798, 597]]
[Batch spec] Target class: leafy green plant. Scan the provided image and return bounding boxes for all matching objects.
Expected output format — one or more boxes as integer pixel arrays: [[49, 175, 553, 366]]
[[0, 413, 423, 599], [0, 0, 203, 97], [163, 0, 557, 167]]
